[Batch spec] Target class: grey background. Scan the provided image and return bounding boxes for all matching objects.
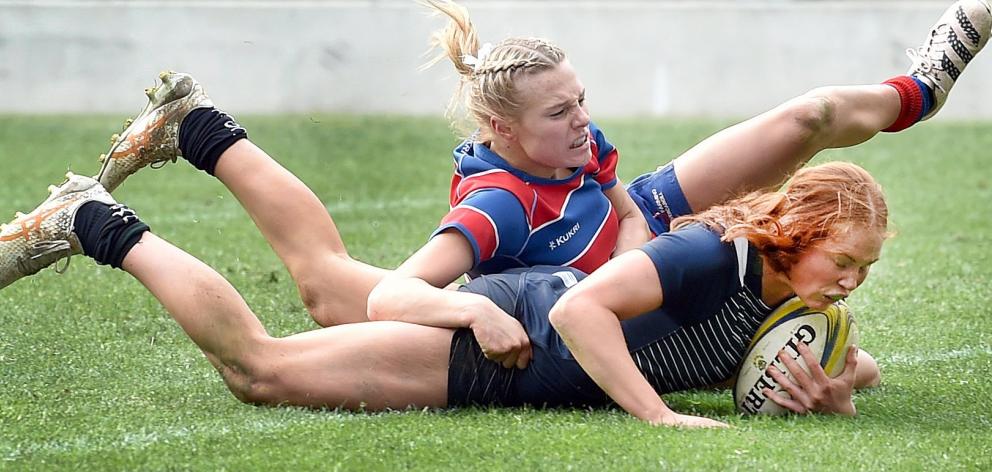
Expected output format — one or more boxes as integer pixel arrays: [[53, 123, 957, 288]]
[[1, 0, 989, 119]]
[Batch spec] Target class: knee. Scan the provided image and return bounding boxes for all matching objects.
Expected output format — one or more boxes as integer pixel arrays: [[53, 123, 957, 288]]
[[297, 281, 336, 326], [854, 348, 882, 389], [297, 278, 366, 328], [781, 88, 839, 144], [300, 293, 366, 327], [216, 358, 285, 405], [295, 255, 370, 327]]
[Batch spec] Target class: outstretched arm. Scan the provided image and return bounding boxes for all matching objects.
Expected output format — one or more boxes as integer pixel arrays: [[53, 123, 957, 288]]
[[548, 249, 726, 428]]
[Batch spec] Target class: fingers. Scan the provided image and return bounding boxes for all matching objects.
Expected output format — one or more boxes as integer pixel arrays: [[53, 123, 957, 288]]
[[501, 335, 531, 369], [796, 342, 830, 383], [838, 345, 860, 383], [765, 343, 861, 415], [762, 387, 808, 414], [483, 338, 532, 369], [475, 314, 533, 369], [671, 414, 730, 429], [515, 343, 533, 370], [777, 346, 813, 387], [491, 342, 524, 369], [766, 367, 812, 413], [506, 337, 532, 369]]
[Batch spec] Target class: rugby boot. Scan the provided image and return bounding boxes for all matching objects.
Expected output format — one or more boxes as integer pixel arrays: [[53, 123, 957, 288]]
[[95, 71, 213, 192], [0, 174, 115, 290], [907, 0, 992, 120]]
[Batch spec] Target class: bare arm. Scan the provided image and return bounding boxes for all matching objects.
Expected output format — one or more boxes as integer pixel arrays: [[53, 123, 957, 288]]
[[366, 230, 532, 368], [548, 249, 726, 428], [367, 231, 477, 327], [603, 183, 651, 256]]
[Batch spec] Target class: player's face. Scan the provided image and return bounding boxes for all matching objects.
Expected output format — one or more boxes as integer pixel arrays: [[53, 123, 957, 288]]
[[786, 226, 884, 310], [507, 60, 592, 176]]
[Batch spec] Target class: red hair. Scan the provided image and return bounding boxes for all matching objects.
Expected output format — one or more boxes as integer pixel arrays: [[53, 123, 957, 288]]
[[671, 162, 888, 274]]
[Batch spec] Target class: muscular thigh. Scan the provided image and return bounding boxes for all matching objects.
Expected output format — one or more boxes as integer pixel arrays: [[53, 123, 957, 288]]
[[672, 101, 818, 212], [273, 322, 454, 410]]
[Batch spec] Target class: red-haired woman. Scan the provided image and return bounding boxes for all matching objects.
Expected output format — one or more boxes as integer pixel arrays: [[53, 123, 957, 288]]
[[549, 162, 888, 426]]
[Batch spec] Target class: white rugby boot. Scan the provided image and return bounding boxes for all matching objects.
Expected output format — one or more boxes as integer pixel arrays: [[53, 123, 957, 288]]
[[0, 174, 115, 290], [907, 0, 992, 120], [95, 71, 213, 192]]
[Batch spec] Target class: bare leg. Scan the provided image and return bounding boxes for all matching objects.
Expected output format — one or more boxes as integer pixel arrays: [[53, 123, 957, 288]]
[[674, 85, 900, 212], [212, 140, 388, 326], [854, 349, 881, 389], [122, 232, 450, 409]]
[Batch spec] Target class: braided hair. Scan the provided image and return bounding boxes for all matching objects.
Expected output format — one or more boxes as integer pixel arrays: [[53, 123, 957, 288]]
[[421, 0, 567, 142]]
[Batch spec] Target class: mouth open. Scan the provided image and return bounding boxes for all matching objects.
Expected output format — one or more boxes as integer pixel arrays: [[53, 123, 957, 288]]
[[570, 134, 588, 149]]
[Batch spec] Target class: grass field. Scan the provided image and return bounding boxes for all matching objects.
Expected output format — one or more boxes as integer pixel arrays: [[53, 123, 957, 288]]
[[0, 114, 990, 470]]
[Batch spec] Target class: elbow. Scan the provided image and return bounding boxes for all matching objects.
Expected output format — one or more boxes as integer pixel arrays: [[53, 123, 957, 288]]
[[549, 291, 585, 333]]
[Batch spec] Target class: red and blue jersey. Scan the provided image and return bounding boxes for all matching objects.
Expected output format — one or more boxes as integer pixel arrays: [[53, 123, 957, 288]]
[[434, 122, 620, 278]]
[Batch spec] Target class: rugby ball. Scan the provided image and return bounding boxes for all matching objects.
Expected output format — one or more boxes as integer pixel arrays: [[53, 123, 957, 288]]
[[733, 297, 858, 415]]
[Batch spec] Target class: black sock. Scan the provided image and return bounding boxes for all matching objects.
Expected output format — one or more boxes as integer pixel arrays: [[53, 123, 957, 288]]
[[74, 201, 151, 269], [178, 107, 248, 176]]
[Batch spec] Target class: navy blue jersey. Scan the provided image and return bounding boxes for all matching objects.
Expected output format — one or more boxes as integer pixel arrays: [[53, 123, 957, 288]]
[[447, 225, 772, 407]]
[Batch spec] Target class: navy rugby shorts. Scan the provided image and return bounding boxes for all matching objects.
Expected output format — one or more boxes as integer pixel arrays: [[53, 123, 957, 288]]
[[626, 163, 693, 236], [447, 328, 515, 407]]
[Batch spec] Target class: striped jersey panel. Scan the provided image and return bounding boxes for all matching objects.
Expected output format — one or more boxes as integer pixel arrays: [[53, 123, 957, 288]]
[[631, 285, 771, 393]]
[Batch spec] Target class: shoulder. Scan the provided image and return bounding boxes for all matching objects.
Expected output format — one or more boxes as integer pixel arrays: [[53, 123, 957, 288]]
[[638, 225, 739, 305], [441, 187, 531, 245], [452, 168, 536, 212], [640, 225, 732, 271]]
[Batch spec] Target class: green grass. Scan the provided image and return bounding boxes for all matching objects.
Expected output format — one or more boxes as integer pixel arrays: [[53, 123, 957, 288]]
[[0, 115, 990, 470]]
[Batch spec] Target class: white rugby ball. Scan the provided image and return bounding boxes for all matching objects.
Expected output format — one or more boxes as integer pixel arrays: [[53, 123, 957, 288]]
[[734, 297, 858, 415]]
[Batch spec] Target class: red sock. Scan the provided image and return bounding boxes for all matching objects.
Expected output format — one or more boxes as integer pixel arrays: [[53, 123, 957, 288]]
[[882, 76, 924, 132]]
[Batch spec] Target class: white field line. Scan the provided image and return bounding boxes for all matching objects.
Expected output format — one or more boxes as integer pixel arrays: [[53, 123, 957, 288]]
[[3, 345, 990, 460], [876, 346, 992, 367]]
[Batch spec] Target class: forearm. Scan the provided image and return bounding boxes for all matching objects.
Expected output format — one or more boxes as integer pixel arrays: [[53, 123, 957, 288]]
[[614, 211, 651, 255], [605, 184, 651, 256], [550, 304, 673, 424], [367, 276, 480, 328]]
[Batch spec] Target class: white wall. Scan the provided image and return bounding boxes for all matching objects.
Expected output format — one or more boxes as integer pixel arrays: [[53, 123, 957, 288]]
[[1, 1, 990, 119]]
